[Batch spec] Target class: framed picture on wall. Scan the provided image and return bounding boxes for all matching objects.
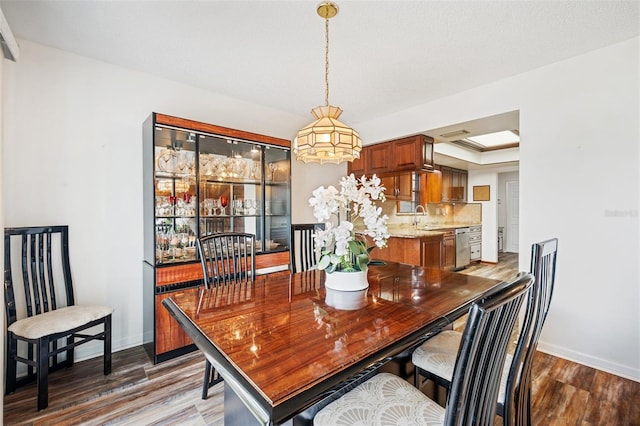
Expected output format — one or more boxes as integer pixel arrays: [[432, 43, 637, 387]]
[[473, 185, 490, 201]]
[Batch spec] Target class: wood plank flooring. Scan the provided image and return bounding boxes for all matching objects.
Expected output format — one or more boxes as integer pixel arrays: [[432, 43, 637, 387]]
[[5, 253, 639, 425]]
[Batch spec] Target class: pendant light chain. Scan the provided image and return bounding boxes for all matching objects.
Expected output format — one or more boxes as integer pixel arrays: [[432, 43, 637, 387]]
[[324, 15, 330, 107]]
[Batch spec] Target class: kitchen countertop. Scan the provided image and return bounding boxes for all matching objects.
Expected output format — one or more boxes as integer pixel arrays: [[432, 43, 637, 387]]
[[387, 223, 481, 239]]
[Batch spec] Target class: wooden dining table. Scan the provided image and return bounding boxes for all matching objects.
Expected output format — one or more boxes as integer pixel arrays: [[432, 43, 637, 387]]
[[162, 261, 503, 425]]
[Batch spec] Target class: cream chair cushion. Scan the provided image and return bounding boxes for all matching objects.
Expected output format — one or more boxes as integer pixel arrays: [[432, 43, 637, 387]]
[[8, 305, 114, 340], [412, 330, 513, 404], [314, 372, 445, 426]]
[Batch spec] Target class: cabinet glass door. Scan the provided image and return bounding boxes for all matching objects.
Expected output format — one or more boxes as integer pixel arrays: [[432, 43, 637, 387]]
[[153, 128, 197, 264], [198, 135, 264, 246], [264, 146, 290, 253]]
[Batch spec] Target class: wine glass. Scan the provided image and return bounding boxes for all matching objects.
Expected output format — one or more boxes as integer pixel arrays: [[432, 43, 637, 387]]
[[203, 198, 213, 216], [233, 199, 244, 216], [268, 163, 277, 181], [211, 198, 220, 216], [219, 196, 228, 215]]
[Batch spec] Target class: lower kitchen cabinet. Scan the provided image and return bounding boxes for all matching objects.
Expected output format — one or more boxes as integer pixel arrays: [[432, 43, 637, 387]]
[[469, 225, 482, 262], [371, 234, 443, 269], [442, 230, 456, 270]]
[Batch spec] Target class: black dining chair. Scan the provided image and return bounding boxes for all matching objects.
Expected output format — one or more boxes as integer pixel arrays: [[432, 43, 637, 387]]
[[412, 238, 558, 426], [4, 226, 113, 411], [313, 272, 534, 426], [290, 223, 325, 273], [196, 232, 255, 400]]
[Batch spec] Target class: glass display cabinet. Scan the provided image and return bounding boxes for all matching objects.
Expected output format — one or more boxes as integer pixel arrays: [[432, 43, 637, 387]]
[[143, 113, 291, 362]]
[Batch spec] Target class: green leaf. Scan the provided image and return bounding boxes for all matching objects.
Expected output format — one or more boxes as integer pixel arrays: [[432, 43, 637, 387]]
[[356, 253, 370, 271], [317, 255, 331, 270], [348, 240, 363, 255]]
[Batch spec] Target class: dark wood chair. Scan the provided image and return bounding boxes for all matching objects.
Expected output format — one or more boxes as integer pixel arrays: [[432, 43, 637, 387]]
[[413, 238, 558, 426], [290, 223, 324, 273], [314, 272, 534, 425], [502, 238, 558, 425], [196, 232, 255, 400], [4, 226, 113, 411]]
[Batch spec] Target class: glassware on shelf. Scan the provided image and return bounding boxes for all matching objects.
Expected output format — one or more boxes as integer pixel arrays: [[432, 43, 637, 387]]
[[156, 147, 177, 173], [268, 163, 278, 181], [243, 199, 257, 215], [233, 199, 244, 216], [219, 196, 229, 215], [250, 161, 261, 180], [203, 198, 213, 216]]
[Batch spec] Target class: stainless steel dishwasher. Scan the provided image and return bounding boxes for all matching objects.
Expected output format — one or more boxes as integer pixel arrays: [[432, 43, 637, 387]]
[[455, 227, 470, 269]]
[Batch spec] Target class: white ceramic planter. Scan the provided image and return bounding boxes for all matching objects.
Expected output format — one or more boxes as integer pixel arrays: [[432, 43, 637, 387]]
[[323, 270, 369, 291]]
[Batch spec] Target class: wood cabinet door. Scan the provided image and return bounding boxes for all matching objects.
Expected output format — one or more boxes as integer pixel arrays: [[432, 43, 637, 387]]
[[380, 175, 397, 199], [348, 146, 367, 177], [155, 293, 193, 354], [443, 232, 456, 270], [440, 167, 452, 201], [392, 136, 421, 171], [368, 144, 391, 175], [420, 171, 442, 204], [421, 236, 443, 269], [396, 173, 413, 201]]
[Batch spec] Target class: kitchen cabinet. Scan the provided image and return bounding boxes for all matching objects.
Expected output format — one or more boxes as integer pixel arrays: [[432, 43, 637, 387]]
[[442, 229, 456, 270], [439, 165, 468, 202], [392, 135, 434, 171], [370, 234, 443, 269], [349, 147, 367, 177], [381, 172, 413, 201], [419, 170, 442, 205], [347, 134, 435, 176], [368, 143, 392, 175], [142, 112, 291, 363], [469, 225, 482, 262]]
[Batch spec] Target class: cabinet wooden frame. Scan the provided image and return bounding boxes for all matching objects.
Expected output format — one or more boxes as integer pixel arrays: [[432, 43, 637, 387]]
[[143, 112, 292, 363]]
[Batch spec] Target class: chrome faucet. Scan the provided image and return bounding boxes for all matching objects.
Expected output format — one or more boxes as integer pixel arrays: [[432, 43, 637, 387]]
[[413, 204, 426, 229]]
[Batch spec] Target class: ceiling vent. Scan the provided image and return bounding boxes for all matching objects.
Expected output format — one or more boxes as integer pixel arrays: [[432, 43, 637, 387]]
[[450, 139, 486, 151], [440, 129, 469, 139]]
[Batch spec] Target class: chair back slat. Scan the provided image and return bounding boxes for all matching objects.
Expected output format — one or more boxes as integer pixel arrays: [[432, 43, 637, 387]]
[[4, 226, 75, 326], [503, 238, 558, 426], [291, 223, 325, 273], [445, 272, 534, 426]]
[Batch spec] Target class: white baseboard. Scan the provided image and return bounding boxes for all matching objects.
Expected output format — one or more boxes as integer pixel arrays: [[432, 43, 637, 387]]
[[537, 341, 640, 383]]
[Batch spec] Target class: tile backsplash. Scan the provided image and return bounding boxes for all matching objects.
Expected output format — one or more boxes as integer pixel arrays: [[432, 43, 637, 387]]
[[384, 201, 482, 227]]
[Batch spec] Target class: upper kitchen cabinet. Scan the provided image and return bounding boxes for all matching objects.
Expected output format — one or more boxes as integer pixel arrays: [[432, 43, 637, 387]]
[[391, 135, 434, 171], [368, 143, 392, 175], [348, 147, 367, 177], [347, 134, 435, 177], [438, 165, 468, 202], [381, 172, 413, 201]]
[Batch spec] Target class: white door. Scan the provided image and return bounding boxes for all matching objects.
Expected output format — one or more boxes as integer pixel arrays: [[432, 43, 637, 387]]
[[506, 180, 519, 253]]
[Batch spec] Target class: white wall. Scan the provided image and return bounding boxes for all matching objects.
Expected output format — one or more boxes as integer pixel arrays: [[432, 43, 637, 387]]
[[2, 39, 342, 360], [357, 37, 640, 381]]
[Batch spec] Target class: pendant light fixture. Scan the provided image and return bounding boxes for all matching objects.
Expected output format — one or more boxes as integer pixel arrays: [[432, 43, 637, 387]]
[[293, 1, 362, 164]]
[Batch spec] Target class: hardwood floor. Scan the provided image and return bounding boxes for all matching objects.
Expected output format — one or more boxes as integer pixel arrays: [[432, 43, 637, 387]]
[[5, 253, 639, 425]]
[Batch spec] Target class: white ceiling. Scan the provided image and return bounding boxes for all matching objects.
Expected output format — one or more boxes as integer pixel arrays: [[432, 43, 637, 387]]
[[1, 0, 638, 167]]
